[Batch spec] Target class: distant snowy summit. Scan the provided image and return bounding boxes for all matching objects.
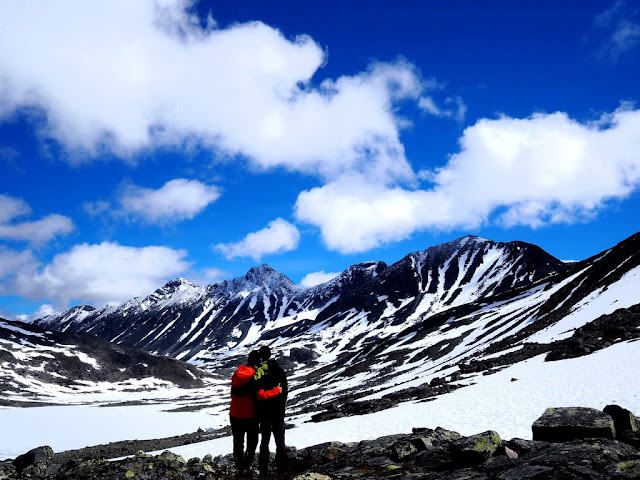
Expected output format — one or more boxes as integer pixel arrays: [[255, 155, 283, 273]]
[[34, 235, 567, 361]]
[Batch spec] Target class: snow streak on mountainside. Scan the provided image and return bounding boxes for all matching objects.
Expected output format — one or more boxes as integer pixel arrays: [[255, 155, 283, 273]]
[[35, 236, 565, 364]]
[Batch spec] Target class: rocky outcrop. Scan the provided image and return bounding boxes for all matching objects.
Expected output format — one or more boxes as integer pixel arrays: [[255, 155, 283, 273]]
[[532, 407, 617, 442], [1, 405, 639, 479]]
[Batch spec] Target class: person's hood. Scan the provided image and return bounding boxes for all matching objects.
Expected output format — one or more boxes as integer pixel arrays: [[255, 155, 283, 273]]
[[234, 364, 255, 381]]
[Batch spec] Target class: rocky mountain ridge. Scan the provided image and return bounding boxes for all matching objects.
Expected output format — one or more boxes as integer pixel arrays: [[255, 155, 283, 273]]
[[34, 235, 567, 363]]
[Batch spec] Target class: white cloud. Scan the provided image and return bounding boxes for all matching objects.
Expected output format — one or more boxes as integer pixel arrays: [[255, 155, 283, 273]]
[[418, 95, 466, 122], [8, 242, 190, 307], [118, 178, 220, 224], [0, 0, 445, 184], [593, 0, 640, 60], [16, 304, 56, 322], [296, 106, 640, 253], [0, 194, 31, 224], [187, 267, 228, 287], [0, 246, 37, 287], [0, 194, 74, 244], [215, 218, 300, 261], [299, 271, 341, 288]]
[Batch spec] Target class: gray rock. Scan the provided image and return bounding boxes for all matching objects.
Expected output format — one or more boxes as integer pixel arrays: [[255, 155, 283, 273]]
[[604, 405, 638, 434], [451, 430, 502, 466], [390, 441, 417, 461], [605, 460, 640, 479], [532, 407, 616, 442], [293, 473, 333, 480], [496, 464, 554, 480], [494, 445, 518, 459], [12, 446, 54, 472], [414, 445, 453, 471]]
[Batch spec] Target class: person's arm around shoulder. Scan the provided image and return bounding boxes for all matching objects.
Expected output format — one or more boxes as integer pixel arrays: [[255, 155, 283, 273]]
[[256, 383, 281, 401]]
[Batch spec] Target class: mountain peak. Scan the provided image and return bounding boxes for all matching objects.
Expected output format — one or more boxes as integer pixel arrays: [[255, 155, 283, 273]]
[[455, 235, 489, 245], [165, 277, 198, 288], [241, 264, 296, 289]]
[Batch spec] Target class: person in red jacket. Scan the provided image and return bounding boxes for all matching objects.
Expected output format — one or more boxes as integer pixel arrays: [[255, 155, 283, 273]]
[[230, 350, 281, 477]]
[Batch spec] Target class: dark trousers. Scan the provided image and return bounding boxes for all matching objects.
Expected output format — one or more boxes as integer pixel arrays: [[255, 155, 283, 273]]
[[258, 415, 287, 473], [230, 416, 259, 471]]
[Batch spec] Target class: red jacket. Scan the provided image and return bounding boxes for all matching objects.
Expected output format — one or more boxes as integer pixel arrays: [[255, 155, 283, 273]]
[[229, 365, 281, 418]]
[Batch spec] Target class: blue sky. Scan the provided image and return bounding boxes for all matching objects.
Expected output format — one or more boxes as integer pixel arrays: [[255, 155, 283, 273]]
[[1, 0, 639, 319]]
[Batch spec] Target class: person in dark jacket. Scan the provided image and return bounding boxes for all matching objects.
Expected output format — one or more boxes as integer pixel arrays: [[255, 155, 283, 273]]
[[229, 350, 281, 478], [256, 345, 288, 476]]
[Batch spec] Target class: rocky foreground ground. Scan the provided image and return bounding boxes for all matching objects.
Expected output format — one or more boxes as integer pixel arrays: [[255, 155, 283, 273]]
[[1, 405, 639, 480]]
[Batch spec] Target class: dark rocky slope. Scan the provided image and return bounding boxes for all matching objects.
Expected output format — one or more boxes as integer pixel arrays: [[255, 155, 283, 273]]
[[0, 318, 212, 402]]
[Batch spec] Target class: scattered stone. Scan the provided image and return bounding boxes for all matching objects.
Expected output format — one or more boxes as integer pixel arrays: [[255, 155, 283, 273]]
[[3, 405, 640, 479]]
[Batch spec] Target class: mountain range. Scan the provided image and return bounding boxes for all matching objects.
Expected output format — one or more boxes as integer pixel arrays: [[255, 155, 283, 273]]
[[15, 231, 638, 413]]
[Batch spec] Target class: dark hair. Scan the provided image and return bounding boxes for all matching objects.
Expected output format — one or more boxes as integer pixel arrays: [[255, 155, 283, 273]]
[[258, 345, 271, 360], [247, 350, 261, 367]]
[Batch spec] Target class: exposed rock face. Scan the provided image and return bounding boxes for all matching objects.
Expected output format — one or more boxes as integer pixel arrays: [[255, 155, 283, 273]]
[[532, 407, 616, 442], [2, 405, 639, 480], [604, 404, 639, 435]]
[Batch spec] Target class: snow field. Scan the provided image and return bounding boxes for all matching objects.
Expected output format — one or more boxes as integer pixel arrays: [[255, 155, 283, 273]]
[[2, 340, 638, 461]]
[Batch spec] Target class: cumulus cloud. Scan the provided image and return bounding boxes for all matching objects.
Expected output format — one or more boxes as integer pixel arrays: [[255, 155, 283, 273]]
[[0, 194, 74, 244], [0, 0, 445, 184], [6, 242, 190, 307], [84, 179, 220, 224], [118, 178, 220, 224], [299, 270, 341, 288], [296, 106, 640, 253], [215, 218, 300, 261]]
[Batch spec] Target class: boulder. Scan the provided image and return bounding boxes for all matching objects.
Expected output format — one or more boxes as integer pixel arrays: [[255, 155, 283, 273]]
[[390, 440, 417, 461], [451, 430, 502, 466], [292, 473, 333, 480], [532, 407, 616, 442], [604, 404, 638, 434], [12, 446, 54, 473], [605, 460, 640, 479]]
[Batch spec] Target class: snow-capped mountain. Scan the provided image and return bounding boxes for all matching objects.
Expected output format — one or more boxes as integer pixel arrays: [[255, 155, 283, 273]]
[[35, 236, 565, 363], [0, 318, 212, 402], [4, 232, 640, 458], [31, 232, 640, 413]]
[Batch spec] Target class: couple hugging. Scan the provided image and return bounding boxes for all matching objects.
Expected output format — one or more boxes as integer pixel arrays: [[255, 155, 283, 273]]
[[229, 346, 289, 477]]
